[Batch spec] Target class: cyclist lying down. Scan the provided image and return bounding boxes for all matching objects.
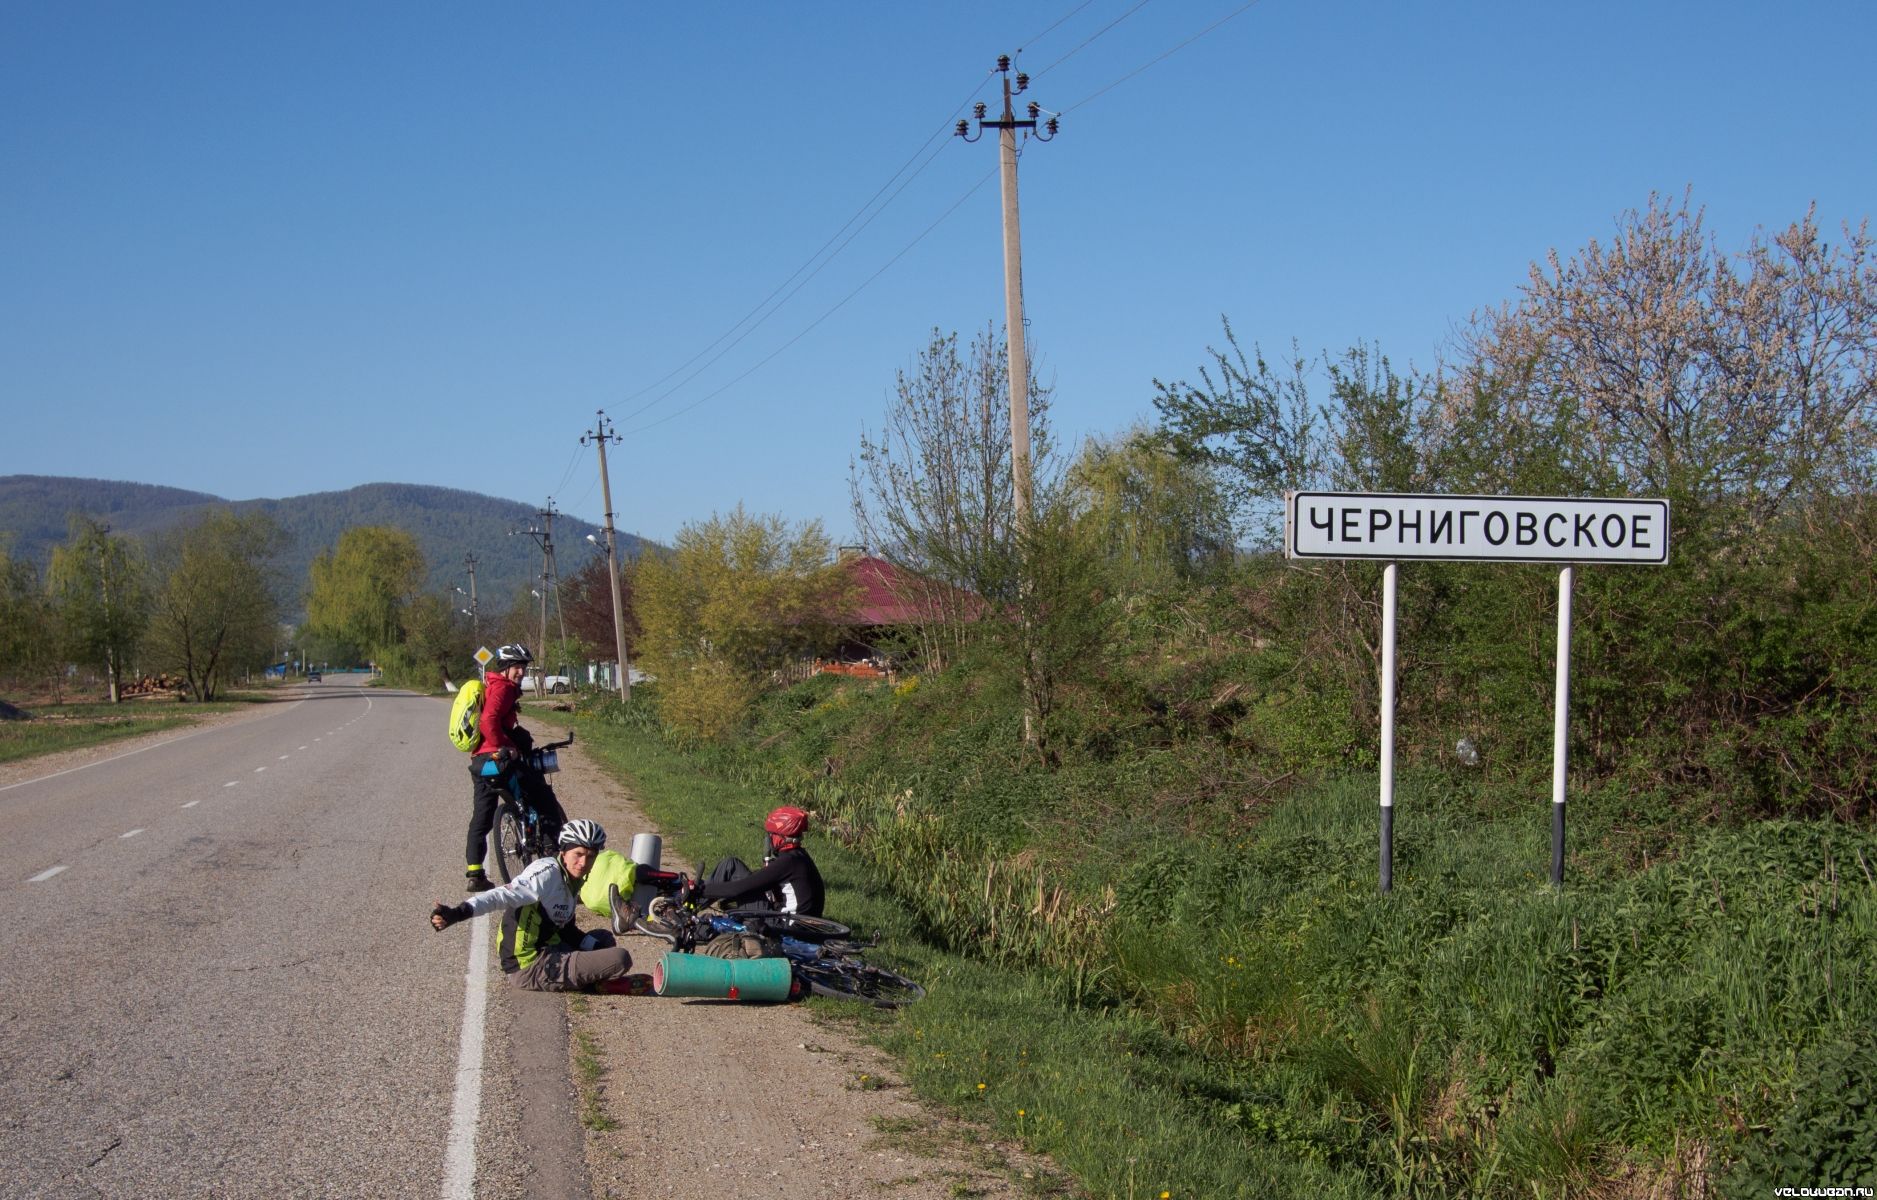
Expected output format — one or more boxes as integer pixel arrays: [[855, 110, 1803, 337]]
[[429, 819, 654, 995]]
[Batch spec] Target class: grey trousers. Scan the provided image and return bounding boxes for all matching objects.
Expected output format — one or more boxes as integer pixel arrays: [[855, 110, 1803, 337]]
[[510, 928, 632, 992]]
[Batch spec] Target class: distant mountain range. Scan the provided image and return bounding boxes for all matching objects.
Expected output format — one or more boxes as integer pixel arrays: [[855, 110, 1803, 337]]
[[0, 475, 655, 619]]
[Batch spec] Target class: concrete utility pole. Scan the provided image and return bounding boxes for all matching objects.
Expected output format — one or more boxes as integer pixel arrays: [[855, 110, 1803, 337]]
[[539, 502, 557, 697], [463, 553, 480, 642], [957, 55, 1057, 749], [516, 510, 555, 698], [581, 410, 633, 701], [956, 55, 1057, 535]]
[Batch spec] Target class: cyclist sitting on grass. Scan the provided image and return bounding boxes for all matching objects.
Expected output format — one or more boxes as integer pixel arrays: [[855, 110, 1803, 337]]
[[429, 819, 652, 995], [687, 805, 825, 916]]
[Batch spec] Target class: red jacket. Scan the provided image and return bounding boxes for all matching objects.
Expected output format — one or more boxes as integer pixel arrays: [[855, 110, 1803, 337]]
[[475, 671, 523, 755]]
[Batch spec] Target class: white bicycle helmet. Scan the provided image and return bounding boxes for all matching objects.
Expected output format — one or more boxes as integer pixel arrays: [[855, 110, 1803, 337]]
[[558, 819, 606, 851], [493, 643, 534, 668]]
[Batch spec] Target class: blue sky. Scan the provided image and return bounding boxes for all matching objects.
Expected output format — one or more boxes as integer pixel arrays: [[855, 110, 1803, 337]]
[[4, 1, 1872, 546]]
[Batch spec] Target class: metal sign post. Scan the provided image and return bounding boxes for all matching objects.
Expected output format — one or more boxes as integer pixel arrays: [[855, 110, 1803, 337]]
[[1285, 492, 1669, 891], [1551, 566, 1574, 886], [1379, 562, 1398, 892]]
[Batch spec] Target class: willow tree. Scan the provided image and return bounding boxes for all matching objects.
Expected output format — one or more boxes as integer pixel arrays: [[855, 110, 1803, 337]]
[[305, 526, 427, 663], [1065, 428, 1235, 592]]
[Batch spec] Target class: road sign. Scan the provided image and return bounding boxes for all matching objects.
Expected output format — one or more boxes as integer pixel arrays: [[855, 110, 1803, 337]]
[[474, 646, 493, 667], [1286, 492, 1670, 564], [1283, 491, 1672, 893]]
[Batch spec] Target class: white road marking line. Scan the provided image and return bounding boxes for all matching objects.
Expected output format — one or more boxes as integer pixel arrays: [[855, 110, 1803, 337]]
[[298, 746, 308, 751], [182, 801, 200, 808], [224, 781, 238, 788], [255, 766, 266, 773], [442, 916, 490, 1200], [278, 755, 291, 760], [28, 865, 69, 883], [121, 829, 145, 839]]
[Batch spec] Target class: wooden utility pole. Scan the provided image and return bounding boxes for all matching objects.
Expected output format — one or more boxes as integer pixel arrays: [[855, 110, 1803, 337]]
[[582, 411, 632, 700]]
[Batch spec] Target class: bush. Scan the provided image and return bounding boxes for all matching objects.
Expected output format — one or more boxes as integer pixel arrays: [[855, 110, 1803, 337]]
[[1723, 1033, 1877, 1195]]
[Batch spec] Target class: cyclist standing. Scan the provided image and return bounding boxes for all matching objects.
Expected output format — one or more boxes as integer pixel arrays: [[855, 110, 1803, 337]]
[[430, 820, 651, 994], [462, 642, 566, 892]]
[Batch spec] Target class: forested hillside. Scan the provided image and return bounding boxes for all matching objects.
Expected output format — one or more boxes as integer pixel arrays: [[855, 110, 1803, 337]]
[[0, 475, 653, 615]]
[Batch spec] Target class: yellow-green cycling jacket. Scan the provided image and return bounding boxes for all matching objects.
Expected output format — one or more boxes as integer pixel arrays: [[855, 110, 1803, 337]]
[[458, 849, 640, 970]]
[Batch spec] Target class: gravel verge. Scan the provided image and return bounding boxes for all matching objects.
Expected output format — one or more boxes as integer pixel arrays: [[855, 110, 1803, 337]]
[[554, 746, 1070, 1200]]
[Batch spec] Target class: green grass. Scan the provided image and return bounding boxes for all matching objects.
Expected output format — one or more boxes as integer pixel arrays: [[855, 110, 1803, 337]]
[[0, 699, 250, 765], [568, 686, 1877, 1198], [568, 1005, 621, 1133], [572, 706, 1369, 1199]]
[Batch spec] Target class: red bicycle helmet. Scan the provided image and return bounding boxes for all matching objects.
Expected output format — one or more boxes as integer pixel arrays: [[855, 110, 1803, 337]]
[[764, 806, 809, 842]]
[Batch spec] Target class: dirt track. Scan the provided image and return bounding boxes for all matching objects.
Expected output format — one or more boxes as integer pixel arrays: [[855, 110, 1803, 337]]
[[556, 747, 1065, 1200]]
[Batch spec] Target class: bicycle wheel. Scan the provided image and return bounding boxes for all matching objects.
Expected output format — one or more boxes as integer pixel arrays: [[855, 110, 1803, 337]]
[[796, 959, 925, 1007], [723, 909, 850, 941], [492, 803, 529, 884]]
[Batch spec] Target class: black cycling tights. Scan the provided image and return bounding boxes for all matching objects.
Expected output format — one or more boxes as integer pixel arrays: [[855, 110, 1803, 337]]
[[465, 763, 567, 868]]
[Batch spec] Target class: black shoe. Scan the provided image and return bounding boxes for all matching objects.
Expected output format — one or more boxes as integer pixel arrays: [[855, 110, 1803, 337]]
[[465, 870, 494, 893]]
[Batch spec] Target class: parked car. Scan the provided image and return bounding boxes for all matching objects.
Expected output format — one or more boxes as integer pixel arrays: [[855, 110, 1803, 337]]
[[308, 670, 323, 682], [540, 674, 571, 694]]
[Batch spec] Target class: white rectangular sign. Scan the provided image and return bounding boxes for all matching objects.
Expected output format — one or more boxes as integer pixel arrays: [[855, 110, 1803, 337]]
[[1286, 492, 1670, 564]]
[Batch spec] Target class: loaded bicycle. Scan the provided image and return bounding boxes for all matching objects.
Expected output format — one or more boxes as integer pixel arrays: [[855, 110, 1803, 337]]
[[491, 733, 575, 884], [620, 884, 925, 1008]]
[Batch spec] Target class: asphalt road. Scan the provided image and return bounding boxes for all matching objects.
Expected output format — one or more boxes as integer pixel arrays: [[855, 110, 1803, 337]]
[[0, 680, 534, 1200]]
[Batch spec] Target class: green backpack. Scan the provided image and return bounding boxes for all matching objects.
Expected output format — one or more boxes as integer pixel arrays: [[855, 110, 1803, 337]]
[[448, 678, 485, 752]]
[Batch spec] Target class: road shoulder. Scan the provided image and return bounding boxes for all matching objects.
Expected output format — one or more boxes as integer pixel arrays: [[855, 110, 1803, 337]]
[[557, 749, 1064, 1200]]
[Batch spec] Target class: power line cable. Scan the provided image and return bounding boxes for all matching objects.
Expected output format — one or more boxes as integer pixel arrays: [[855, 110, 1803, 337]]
[[611, 70, 999, 423], [547, 442, 585, 498], [612, 0, 1264, 438], [1028, 0, 1155, 81], [612, 131, 959, 426], [1016, 0, 1104, 55], [621, 164, 1000, 436], [1058, 0, 1266, 114]]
